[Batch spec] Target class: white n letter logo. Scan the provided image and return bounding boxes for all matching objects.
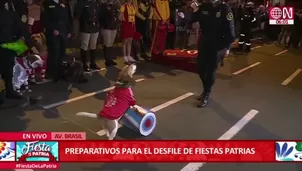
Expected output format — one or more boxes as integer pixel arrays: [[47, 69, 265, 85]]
[[282, 7, 293, 19]]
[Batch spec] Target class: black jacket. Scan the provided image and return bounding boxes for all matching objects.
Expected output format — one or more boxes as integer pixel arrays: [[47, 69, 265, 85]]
[[42, 0, 72, 34], [0, 1, 33, 48], [100, 3, 119, 30], [191, 1, 235, 50], [74, 0, 101, 33]]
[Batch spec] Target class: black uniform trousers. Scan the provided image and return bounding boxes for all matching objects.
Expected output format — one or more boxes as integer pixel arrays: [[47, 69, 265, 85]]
[[0, 48, 16, 94], [197, 44, 226, 93], [136, 18, 151, 52], [46, 32, 67, 80], [291, 29, 302, 48], [238, 29, 251, 51]]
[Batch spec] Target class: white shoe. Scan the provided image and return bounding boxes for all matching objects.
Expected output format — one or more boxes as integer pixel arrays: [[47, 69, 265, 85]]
[[127, 56, 136, 62], [124, 56, 129, 62]]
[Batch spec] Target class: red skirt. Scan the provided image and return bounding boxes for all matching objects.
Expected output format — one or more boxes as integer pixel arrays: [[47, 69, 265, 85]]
[[120, 21, 135, 39]]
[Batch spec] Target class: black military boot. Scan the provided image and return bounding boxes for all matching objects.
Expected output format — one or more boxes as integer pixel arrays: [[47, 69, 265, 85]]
[[107, 47, 117, 66], [140, 41, 151, 61], [104, 46, 117, 66], [197, 92, 210, 108], [103, 46, 110, 66], [89, 50, 100, 70], [197, 79, 206, 101], [80, 49, 90, 72], [245, 45, 251, 53], [238, 44, 244, 51]]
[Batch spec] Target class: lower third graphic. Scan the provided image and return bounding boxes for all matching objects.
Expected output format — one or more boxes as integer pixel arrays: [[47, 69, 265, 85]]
[[16, 141, 59, 162], [275, 141, 302, 161]]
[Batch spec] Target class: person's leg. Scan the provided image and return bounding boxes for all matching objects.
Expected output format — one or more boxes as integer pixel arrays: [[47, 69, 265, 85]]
[[132, 39, 140, 60], [136, 19, 146, 55], [102, 29, 116, 66], [238, 32, 245, 50], [46, 32, 55, 78], [278, 27, 285, 43], [291, 30, 299, 49], [55, 35, 66, 81], [126, 38, 136, 62], [107, 29, 117, 64], [151, 20, 159, 54], [122, 39, 129, 63], [196, 49, 207, 101], [89, 32, 100, 70], [80, 32, 91, 71], [1, 53, 22, 99], [101, 29, 110, 63], [0, 48, 22, 102], [197, 49, 220, 108], [299, 32, 302, 48], [245, 31, 251, 52]]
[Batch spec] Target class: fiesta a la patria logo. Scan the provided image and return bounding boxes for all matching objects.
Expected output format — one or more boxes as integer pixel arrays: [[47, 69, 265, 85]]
[[275, 142, 302, 161]]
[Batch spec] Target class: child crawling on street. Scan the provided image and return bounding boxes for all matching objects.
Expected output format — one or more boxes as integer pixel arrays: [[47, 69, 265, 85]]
[[76, 64, 137, 140]]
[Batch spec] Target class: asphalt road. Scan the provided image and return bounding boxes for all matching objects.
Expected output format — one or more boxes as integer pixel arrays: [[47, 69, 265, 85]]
[[1, 41, 302, 171]]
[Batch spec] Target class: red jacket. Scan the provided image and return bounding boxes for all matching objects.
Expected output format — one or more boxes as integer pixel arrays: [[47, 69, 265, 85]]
[[99, 86, 136, 120]]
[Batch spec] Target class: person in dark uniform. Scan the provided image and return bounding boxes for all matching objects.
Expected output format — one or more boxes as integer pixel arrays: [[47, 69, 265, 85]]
[[290, 10, 302, 49], [99, 0, 119, 66], [74, 0, 101, 71], [191, 0, 235, 107], [0, 0, 39, 106], [166, 0, 184, 49], [12, 0, 32, 34], [42, 0, 72, 81], [12, 0, 27, 19], [238, 2, 255, 52], [134, 0, 152, 60]]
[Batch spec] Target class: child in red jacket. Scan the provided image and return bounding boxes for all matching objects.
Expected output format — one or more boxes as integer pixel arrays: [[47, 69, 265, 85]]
[[77, 64, 137, 140]]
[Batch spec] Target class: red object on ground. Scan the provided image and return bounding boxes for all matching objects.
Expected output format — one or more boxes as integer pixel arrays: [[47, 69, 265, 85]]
[[152, 49, 198, 73]]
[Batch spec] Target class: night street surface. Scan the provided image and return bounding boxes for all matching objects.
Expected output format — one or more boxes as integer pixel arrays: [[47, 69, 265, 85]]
[[1, 41, 302, 171]]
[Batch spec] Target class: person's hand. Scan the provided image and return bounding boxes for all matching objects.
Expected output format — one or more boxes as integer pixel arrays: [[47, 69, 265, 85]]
[[67, 33, 71, 38], [177, 12, 185, 19], [53, 30, 59, 36], [190, 2, 199, 12], [31, 46, 39, 54]]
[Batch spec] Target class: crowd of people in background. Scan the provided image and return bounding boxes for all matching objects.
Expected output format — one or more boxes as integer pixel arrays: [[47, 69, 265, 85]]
[[230, 2, 302, 49], [0, 0, 302, 107]]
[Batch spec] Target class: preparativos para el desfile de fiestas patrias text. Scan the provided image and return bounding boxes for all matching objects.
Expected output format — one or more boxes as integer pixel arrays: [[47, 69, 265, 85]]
[[65, 147, 255, 155]]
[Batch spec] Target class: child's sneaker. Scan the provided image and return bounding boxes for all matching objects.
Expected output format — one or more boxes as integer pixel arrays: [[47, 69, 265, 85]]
[[124, 56, 131, 65], [127, 56, 136, 63]]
